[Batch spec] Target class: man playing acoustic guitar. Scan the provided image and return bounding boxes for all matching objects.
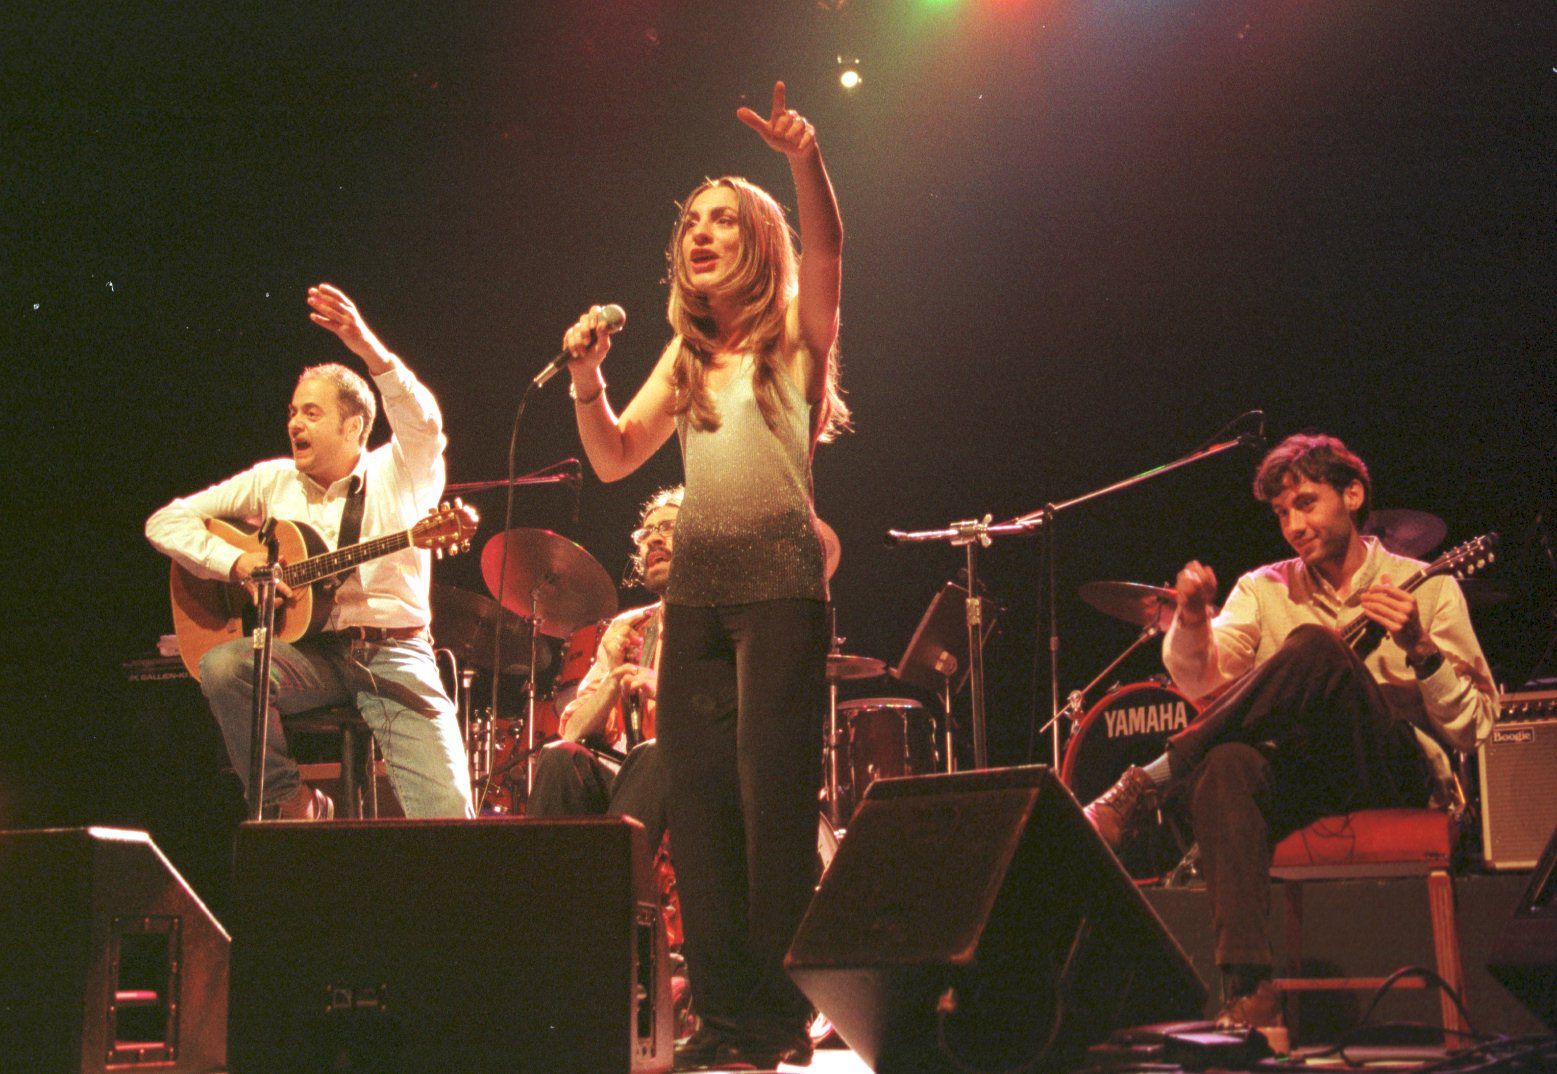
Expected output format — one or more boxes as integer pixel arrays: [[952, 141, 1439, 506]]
[[1082, 433, 1498, 1037], [146, 283, 474, 819]]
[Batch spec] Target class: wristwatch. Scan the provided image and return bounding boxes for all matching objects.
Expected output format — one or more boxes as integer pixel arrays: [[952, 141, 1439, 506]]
[[1410, 650, 1445, 679]]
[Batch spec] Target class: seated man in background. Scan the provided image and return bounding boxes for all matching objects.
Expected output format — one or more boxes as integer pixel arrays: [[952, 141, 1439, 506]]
[[525, 486, 681, 851]]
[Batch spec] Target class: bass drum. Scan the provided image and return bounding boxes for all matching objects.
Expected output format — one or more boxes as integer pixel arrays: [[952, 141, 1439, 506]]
[[1060, 680, 1200, 879]]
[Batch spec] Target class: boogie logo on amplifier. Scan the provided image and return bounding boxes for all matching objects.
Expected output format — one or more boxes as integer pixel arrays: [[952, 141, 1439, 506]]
[[1492, 726, 1535, 745]]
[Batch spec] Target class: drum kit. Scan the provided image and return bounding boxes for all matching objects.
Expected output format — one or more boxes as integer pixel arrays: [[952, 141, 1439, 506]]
[[425, 517, 959, 827], [430, 498, 1503, 872], [424, 527, 618, 812]]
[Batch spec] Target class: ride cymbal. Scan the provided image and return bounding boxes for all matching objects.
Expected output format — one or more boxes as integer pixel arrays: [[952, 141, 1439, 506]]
[[826, 653, 887, 682], [480, 528, 618, 638], [1362, 509, 1447, 559]]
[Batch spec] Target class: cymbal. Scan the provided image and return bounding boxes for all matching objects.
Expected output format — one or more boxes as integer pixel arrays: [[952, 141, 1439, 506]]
[[430, 585, 550, 676], [1079, 580, 1176, 632], [827, 653, 886, 682], [815, 517, 841, 581], [480, 528, 619, 639], [1362, 509, 1447, 559]]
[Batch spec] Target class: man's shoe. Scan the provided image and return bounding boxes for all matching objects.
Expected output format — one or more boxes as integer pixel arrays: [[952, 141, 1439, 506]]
[[1082, 765, 1159, 851], [306, 787, 335, 821], [672, 1027, 729, 1072], [1215, 979, 1288, 1053], [713, 1034, 814, 1070]]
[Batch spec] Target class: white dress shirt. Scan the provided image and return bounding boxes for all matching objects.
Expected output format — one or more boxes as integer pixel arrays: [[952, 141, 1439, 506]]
[[145, 357, 446, 630]]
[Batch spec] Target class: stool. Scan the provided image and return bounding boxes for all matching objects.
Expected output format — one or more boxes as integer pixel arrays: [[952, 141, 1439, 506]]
[[1270, 808, 1467, 1042], [283, 704, 379, 819]]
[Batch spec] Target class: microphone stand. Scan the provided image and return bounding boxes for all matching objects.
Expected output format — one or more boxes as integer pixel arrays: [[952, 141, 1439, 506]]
[[246, 520, 283, 821], [886, 515, 1043, 769], [1008, 433, 1259, 767], [887, 430, 1259, 770], [445, 470, 579, 496]]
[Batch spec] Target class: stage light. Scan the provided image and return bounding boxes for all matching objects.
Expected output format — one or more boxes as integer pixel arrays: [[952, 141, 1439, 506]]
[[837, 55, 862, 91]]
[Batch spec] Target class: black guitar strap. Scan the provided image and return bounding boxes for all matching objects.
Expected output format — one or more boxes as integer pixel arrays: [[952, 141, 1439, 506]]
[[323, 473, 368, 599], [338, 472, 367, 551]]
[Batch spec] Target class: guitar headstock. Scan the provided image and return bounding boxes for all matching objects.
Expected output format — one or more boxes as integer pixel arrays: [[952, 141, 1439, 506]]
[[413, 499, 480, 559], [1429, 532, 1498, 582]]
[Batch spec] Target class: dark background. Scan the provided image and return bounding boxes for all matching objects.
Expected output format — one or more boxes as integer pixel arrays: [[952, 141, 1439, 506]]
[[4, 2, 1553, 909]]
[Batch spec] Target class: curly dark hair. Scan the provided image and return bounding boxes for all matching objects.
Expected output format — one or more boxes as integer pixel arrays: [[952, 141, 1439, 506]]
[[1253, 433, 1371, 520]]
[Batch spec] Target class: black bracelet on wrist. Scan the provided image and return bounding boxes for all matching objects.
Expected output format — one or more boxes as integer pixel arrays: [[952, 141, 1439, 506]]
[[1411, 650, 1445, 680]]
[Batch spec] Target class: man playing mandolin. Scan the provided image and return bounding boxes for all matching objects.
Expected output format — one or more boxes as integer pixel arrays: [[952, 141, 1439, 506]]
[[1083, 432, 1498, 1035], [146, 283, 474, 820]]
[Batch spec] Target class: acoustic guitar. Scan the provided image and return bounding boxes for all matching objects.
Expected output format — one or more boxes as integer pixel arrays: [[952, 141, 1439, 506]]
[[169, 500, 478, 680]]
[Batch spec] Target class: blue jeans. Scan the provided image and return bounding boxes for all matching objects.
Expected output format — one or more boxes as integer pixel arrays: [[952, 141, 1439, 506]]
[[199, 634, 474, 818]]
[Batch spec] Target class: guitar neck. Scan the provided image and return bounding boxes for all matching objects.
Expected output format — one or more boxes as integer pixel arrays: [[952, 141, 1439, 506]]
[[280, 527, 413, 587]]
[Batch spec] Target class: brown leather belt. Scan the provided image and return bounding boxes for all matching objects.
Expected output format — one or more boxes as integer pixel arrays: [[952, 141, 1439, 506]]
[[322, 625, 428, 644]]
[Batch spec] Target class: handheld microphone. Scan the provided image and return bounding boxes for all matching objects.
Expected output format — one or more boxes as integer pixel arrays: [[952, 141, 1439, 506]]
[[532, 305, 627, 389]]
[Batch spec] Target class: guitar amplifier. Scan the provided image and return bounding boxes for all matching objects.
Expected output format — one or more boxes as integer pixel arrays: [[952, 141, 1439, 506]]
[[1479, 691, 1557, 871]]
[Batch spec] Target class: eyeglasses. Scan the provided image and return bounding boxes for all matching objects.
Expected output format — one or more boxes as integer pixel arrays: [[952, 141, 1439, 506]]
[[631, 520, 677, 544]]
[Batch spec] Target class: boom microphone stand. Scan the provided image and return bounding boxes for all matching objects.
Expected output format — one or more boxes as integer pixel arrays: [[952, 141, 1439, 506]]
[[887, 413, 1263, 769]]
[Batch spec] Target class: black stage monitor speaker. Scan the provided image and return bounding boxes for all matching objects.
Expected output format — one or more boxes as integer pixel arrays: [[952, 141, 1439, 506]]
[[0, 827, 230, 1074], [228, 817, 671, 1074], [786, 766, 1207, 1072], [1487, 821, 1557, 1029]]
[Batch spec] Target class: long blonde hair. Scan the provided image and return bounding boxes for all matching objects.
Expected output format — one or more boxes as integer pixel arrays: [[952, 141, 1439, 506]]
[[664, 176, 850, 444]]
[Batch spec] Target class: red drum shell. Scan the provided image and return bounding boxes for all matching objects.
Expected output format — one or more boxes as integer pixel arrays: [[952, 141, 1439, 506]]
[[557, 620, 611, 691], [837, 697, 936, 820]]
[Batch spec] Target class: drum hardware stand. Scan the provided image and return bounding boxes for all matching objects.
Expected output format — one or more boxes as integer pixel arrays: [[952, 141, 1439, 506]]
[[246, 520, 283, 822], [939, 674, 955, 774], [521, 579, 550, 798], [1164, 842, 1202, 888], [457, 663, 497, 812], [888, 416, 1261, 768], [1037, 618, 1166, 738], [824, 609, 846, 831]]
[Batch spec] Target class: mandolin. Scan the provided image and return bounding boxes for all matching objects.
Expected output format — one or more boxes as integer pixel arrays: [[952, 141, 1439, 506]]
[[1342, 532, 1497, 658]]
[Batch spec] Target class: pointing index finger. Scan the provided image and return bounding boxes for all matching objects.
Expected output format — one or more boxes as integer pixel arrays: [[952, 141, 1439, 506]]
[[771, 80, 787, 121]]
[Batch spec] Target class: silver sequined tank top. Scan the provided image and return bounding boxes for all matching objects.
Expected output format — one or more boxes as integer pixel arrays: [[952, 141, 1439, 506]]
[[666, 352, 826, 606]]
